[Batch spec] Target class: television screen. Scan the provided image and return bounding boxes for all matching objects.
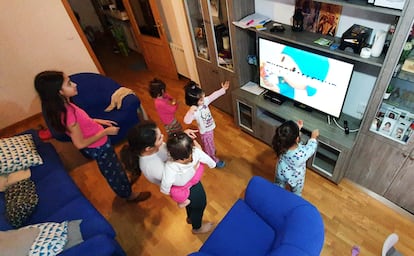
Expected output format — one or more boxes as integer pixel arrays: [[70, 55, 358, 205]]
[[258, 37, 354, 118]]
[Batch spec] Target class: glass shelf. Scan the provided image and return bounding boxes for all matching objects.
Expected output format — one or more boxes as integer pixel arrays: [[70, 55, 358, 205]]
[[185, 0, 211, 61], [208, 0, 234, 71], [370, 18, 414, 145]]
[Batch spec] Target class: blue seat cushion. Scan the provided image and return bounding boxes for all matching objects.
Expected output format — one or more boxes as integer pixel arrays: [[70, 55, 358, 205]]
[[200, 199, 275, 256], [41, 197, 116, 240]]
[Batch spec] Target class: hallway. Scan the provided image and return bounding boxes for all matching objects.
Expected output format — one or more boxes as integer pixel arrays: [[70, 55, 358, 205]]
[[92, 32, 147, 84]]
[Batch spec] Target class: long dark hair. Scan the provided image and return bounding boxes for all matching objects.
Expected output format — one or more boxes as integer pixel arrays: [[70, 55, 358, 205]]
[[120, 121, 158, 175], [272, 120, 300, 157], [148, 78, 166, 98], [184, 81, 203, 106], [34, 71, 69, 133], [167, 132, 193, 161]]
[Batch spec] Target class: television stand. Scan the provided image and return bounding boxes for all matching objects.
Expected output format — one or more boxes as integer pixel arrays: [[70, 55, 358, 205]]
[[233, 87, 361, 184], [294, 102, 313, 112], [263, 90, 286, 105]]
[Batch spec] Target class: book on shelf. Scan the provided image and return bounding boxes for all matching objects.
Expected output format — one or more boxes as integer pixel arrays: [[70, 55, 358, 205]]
[[233, 13, 271, 29]]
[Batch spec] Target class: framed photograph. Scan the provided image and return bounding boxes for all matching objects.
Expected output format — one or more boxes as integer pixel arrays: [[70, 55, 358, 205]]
[[370, 117, 381, 131], [385, 109, 400, 120], [379, 117, 396, 136], [295, 0, 321, 33], [391, 121, 409, 141], [316, 3, 342, 36]]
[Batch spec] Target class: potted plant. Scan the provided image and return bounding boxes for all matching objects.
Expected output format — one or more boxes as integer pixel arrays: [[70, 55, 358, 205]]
[[384, 84, 394, 99]]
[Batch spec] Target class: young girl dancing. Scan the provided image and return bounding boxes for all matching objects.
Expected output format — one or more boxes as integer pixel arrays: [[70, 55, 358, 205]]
[[183, 80, 230, 168], [149, 78, 183, 137], [272, 120, 319, 196], [34, 70, 149, 202], [161, 132, 216, 208]]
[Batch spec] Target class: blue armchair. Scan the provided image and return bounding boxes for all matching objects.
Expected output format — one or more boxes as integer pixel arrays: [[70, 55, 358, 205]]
[[189, 176, 325, 256], [43, 72, 141, 145]]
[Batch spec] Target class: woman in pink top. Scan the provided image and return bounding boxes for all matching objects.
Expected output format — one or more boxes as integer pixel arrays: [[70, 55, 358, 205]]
[[148, 78, 183, 137], [34, 70, 150, 202]]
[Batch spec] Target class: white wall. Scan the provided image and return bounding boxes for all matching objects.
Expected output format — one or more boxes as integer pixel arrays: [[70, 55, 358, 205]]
[[0, 1, 98, 129], [255, 0, 393, 119]]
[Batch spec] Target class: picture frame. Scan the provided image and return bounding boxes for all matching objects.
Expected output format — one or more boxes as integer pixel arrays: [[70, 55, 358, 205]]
[[379, 117, 396, 136]]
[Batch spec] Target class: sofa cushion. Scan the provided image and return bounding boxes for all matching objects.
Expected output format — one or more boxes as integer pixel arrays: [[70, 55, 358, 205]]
[[37, 197, 116, 240], [64, 219, 84, 250], [200, 199, 275, 256], [0, 134, 43, 174], [5, 178, 39, 228], [28, 170, 82, 223], [24, 221, 68, 256], [0, 226, 40, 256]]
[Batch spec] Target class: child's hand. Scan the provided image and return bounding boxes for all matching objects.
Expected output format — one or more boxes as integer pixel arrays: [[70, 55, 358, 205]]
[[221, 80, 230, 90], [311, 129, 319, 139], [105, 126, 120, 136], [297, 120, 303, 130], [190, 105, 198, 112], [184, 129, 198, 139], [95, 119, 118, 127]]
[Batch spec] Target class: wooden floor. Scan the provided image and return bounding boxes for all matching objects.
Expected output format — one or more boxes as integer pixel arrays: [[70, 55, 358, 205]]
[[4, 36, 414, 255]]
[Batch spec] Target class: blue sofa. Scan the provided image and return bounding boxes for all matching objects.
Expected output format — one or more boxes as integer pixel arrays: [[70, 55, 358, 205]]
[[189, 176, 325, 256], [0, 130, 125, 255], [44, 72, 141, 145]]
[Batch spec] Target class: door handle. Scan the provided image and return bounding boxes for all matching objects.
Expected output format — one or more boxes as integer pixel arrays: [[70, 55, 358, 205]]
[[154, 22, 163, 36]]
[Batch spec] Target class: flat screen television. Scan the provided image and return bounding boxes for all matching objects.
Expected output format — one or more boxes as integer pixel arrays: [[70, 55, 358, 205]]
[[258, 37, 354, 118]]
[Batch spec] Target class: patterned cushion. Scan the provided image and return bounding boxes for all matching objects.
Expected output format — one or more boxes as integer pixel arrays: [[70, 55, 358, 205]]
[[24, 221, 68, 256], [0, 226, 41, 256], [0, 134, 43, 175], [5, 178, 39, 228]]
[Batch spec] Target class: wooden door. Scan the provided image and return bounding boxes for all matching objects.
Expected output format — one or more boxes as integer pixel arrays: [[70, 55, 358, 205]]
[[61, 0, 104, 74], [123, 0, 178, 79], [384, 148, 414, 213], [345, 133, 406, 195]]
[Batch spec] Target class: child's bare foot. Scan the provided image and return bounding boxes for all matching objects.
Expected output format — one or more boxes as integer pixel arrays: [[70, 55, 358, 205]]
[[192, 222, 214, 234], [178, 199, 191, 208]]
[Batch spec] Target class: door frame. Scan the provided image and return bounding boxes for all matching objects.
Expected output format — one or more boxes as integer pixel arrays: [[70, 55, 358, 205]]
[[61, 0, 105, 74], [123, 0, 178, 79]]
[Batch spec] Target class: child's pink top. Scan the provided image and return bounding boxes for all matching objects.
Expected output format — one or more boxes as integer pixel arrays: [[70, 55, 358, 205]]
[[154, 93, 178, 125], [65, 103, 107, 148]]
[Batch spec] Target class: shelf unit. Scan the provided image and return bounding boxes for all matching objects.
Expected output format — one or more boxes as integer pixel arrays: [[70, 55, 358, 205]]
[[314, 0, 403, 16], [233, 88, 359, 183], [229, 0, 414, 211]]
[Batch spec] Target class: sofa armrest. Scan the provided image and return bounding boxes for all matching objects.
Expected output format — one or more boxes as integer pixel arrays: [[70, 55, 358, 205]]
[[60, 234, 125, 256], [118, 94, 140, 112]]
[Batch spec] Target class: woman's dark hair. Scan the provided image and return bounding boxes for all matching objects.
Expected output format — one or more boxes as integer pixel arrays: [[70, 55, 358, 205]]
[[272, 120, 300, 157], [184, 81, 203, 106], [120, 121, 158, 175], [167, 132, 194, 161], [148, 78, 166, 98], [34, 70, 68, 133]]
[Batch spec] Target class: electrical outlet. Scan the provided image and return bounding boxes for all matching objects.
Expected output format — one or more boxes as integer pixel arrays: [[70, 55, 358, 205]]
[[357, 103, 367, 114]]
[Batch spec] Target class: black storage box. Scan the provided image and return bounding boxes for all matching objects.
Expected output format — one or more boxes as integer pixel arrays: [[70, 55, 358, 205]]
[[339, 24, 373, 54]]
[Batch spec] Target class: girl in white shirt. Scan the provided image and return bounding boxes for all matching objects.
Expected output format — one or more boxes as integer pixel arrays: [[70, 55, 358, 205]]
[[183, 81, 230, 168], [161, 132, 216, 208], [120, 121, 214, 234]]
